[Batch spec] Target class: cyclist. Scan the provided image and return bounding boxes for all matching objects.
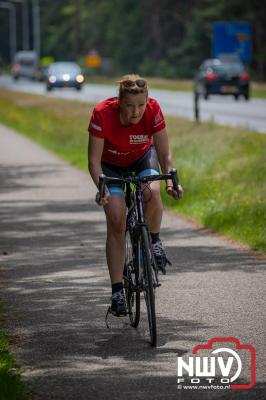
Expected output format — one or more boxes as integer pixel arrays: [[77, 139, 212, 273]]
[[88, 74, 183, 316]]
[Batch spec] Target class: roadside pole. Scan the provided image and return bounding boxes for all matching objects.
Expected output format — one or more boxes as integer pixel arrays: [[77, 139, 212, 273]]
[[32, 0, 40, 59], [194, 90, 200, 122], [0, 1, 17, 62]]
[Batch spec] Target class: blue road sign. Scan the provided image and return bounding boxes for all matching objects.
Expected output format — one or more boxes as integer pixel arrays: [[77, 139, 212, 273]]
[[213, 22, 252, 63]]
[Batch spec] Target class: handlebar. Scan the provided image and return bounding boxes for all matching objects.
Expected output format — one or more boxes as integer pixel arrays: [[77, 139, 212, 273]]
[[98, 168, 180, 202]]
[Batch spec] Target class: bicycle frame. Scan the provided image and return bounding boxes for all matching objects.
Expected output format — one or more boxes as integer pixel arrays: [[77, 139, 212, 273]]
[[99, 169, 179, 280], [125, 181, 160, 288]]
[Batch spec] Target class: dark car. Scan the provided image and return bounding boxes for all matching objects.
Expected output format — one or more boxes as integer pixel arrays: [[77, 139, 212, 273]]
[[194, 58, 250, 100], [46, 62, 84, 91]]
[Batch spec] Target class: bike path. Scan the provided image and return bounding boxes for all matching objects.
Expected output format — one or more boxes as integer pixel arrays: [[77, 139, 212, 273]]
[[0, 124, 265, 399]]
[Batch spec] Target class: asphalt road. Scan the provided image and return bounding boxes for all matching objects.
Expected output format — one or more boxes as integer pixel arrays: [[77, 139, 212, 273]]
[[1, 75, 266, 133], [0, 124, 266, 399]]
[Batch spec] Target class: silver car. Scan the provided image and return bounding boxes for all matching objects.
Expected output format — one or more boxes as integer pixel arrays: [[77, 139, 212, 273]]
[[46, 62, 84, 91]]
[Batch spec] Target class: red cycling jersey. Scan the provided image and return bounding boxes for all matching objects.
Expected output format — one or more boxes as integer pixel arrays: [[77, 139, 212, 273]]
[[88, 97, 166, 167]]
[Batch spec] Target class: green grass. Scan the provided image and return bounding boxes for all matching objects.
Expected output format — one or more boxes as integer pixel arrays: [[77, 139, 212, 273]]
[[0, 89, 265, 253], [252, 87, 266, 99], [0, 91, 89, 170], [162, 117, 266, 252], [0, 307, 27, 400]]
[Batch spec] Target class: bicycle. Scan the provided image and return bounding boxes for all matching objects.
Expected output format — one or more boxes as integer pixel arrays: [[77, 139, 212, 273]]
[[99, 169, 180, 347]]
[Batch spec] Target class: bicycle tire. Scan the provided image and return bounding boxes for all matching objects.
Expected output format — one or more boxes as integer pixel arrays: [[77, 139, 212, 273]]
[[140, 226, 157, 347], [124, 229, 140, 328]]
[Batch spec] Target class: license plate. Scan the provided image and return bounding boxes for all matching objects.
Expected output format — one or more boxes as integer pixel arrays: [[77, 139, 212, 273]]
[[221, 86, 238, 93]]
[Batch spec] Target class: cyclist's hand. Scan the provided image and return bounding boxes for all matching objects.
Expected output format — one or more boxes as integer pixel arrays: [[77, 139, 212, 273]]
[[96, 187, 110, 206], [166, 184, 184, 200]]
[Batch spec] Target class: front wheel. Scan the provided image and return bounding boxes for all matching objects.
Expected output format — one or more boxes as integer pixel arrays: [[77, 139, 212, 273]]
[[124, 230, 140, 328], [140, 226, 157, 347]]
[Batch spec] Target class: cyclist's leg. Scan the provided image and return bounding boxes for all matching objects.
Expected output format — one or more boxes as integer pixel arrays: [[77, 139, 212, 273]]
[[104, 196, 127, 284], [133, 147, 168, 272], [143, 179, 163, 233], [102, 162, 127, 284], [133, 146, 163, 233], [101, 163, 127, 315]]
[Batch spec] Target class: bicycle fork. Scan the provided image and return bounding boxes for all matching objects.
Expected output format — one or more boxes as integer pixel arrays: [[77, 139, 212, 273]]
[[136, 232, 161, 290]]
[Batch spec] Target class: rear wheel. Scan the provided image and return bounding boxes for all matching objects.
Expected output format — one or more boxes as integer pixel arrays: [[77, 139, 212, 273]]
[[124, 230, 140, 328], [140, 226, 157, 347]]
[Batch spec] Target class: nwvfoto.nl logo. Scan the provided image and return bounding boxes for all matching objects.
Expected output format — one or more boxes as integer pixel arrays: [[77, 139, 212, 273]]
[[177, 338, 256, 390]]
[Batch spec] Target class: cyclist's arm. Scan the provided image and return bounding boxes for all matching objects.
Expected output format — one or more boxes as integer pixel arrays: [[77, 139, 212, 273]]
[[153, 128, 183, 199], [88, 134, 104, 188], [153, 128, 173, 178]]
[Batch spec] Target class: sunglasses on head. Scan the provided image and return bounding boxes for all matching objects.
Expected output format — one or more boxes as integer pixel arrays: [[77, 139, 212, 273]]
[[122, 79, 147, 88]]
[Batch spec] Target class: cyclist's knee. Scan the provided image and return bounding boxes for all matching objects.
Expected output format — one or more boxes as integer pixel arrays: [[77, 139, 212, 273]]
[[143, 182, 162, 205], [107, 213, 126, 235], [105, 199, 126, 235]]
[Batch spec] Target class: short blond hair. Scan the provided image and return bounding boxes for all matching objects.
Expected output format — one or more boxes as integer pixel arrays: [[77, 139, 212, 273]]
[[118, 74, 148, 99]]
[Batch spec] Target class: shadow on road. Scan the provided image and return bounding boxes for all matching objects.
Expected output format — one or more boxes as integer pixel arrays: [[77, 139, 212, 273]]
[[161, 226, 265, 274]]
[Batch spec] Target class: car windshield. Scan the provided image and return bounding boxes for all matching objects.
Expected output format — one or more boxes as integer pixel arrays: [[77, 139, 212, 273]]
[[49, 63, 81, 74], [212, 62, 244, 74]]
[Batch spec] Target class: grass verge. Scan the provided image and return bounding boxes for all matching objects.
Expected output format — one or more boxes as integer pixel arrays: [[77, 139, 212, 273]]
[[163, 116, 266, 253], [0, 89, 265, 254], [0, 306, 27, 400]]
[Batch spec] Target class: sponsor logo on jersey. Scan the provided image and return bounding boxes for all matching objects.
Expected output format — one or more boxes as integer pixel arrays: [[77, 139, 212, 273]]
[[129, 134, 149, 144]]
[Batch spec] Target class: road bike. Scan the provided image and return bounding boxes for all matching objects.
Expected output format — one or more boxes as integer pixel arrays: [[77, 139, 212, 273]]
[[99, 169, 180, 347]]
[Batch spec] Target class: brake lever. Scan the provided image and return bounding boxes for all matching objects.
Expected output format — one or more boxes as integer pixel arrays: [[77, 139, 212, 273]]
[[169, 168, 182, 198], [98, 174, 106, 202], [170, 168, 179, 190]]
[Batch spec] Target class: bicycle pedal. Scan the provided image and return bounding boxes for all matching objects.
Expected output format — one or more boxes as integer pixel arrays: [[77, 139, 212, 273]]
[[109, 307, 128, 318], [105, 307, 111, 328], [166, 257, 172, 266], [105, 307, 128, 328]]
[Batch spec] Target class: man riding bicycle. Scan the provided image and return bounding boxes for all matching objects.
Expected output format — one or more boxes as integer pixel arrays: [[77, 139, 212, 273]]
[[88, 74, 183, 316]]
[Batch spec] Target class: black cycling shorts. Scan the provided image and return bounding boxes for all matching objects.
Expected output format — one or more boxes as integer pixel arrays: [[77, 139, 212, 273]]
[[101, 145, 160, 196]]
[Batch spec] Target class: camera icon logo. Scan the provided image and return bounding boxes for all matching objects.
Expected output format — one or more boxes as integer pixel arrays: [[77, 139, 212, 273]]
[[177, 337, 256, 390]]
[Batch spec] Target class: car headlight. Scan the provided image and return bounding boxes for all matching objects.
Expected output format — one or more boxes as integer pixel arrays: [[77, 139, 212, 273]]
[[48, 75, 56, 83], [76, 74, 84, 83]]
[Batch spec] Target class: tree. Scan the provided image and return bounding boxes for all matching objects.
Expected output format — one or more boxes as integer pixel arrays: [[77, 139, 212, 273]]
[[1, 0, 265, 79]]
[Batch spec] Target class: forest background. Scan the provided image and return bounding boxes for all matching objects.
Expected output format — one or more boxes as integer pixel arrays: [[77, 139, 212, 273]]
[[0, 0, 266, 80]]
